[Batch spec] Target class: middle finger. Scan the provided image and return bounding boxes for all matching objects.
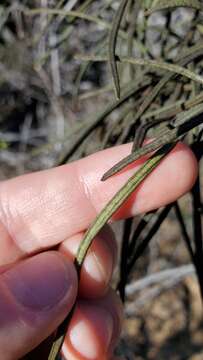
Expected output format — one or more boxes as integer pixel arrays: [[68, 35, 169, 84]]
[[59, 225, 117, 298]]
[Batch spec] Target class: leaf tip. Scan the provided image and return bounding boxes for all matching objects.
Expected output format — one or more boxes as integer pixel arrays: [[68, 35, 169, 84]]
[[101, 173, 108, 181], [101, 169, 113, 181]]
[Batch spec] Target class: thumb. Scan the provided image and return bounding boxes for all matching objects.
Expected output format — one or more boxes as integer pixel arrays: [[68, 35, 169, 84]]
[[0, 251, 77, 360]]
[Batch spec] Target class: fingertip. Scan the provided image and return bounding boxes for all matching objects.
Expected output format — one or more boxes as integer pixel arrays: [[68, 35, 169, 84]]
[[95, 288, 123, 353], [114, 142, 198, 218], [60, 226, 117, 298], [175, 142, 198, 188], [62, 289, 123, 360], [3, 251, 78, 312], [0, 252, 78, 358], [63, 302, 114, 360]]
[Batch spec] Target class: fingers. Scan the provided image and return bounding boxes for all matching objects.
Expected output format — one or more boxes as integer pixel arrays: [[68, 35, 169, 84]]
[[0, 252, 77, 360], [62, 289, 123, 360], [60, 225, 117, 298], [0, 142, 197, 265]]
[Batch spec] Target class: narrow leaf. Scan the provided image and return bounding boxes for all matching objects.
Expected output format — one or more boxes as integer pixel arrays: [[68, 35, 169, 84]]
[[109, 0, 129, 99], [76, 143, 176, 267], [75, 54, 203, 87], [102, 103, 203, 180]]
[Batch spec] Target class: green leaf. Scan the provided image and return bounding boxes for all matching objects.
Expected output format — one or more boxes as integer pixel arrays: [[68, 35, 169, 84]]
[[76, 143, 176, 266], [109, 0, 129, 100], [75, 54, 203, 87], [102, 102, 203, 180]]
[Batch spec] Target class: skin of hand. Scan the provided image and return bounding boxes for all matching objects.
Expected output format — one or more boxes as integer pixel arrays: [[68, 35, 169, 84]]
[[0, 142, 198, 360]]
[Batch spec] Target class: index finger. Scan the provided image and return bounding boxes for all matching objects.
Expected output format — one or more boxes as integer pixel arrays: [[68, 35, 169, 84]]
[[0, 142, 197, 265]]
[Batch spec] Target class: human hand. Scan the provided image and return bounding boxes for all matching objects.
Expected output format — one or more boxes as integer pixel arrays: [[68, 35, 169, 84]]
[[0, 142, 197, 360]]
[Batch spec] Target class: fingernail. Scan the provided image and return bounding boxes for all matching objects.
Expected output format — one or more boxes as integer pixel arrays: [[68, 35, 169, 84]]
[[69, 304, 113, 359], [84, 248, 112, 287], [3, 252, 74, 311], [85, 253, 107, 283]]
